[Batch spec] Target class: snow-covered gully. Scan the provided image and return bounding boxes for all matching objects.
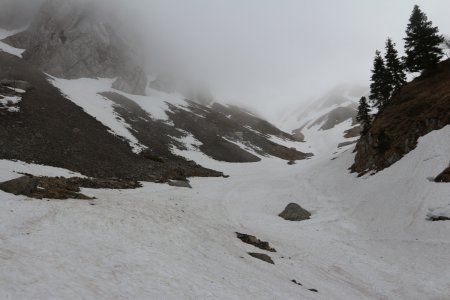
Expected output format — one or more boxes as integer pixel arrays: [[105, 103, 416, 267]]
[[1, 126, 449, 299]]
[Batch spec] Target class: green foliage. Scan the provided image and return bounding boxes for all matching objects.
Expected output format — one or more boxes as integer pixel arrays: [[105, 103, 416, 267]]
[[369, 51, 392, 110], [356, 96, 371, 135], [385, 38, 406, 91], [404, 5, 444, 73]]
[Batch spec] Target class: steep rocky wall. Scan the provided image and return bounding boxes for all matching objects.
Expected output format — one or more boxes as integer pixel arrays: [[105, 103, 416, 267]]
[[351, 59, 450, 174]]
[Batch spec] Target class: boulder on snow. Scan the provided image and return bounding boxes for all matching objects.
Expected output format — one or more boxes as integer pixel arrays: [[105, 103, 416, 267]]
[[0, 176, 37, 196], [248, 252, 274, 264], [279, 203, 311, 221], [236, 232, 276, 252], [168, 180, 192, 189]]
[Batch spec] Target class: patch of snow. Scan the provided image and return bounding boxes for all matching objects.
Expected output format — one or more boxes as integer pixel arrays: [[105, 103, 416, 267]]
[[7, 87, 26, 93], [172, 131, 203, 152], [0, 159, 84, 182], [0, 28, 26, 57], [427, 204, 450, 221], [0, 95, 22, 112], [122, 87, 189, 121]]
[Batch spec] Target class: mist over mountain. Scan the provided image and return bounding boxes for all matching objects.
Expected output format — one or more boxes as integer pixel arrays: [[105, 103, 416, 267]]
[[3, 0, 450, 119]]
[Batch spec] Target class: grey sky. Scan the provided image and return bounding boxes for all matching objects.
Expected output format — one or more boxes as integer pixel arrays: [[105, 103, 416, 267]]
[[111, 0, 450, 118], [4, 0, 450, 119]]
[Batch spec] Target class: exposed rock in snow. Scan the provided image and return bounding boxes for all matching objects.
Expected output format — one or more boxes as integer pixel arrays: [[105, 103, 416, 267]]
[[278, 203, 311, 221], [248, 252, 274, 264], [0, 175, 37, 196], [435, 166, 450, 182], [236, 232, 276, 252]]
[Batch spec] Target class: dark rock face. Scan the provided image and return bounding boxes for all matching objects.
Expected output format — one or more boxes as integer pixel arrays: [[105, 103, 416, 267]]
[[236, 232, 276, 252], [0, 176, 37, 196], [248, 253, 274, 264], [279, 203, 311, 221], [3, 0, 147, 95], [168, 101, 312, 163], [428, 215, 450, 221], [308, 105, 358, 131], [352, 59, 450, 174], [435, 167, 450, 183]]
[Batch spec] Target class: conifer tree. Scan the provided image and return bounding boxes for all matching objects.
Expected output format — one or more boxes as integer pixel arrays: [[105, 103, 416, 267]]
[[404, 5, 444, 73], [356, 96, 371, 135], [385, 38, 406, 91], [369, 51, 392, 110]]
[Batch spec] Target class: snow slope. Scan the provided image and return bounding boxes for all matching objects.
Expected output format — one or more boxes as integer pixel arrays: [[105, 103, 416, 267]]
[[1, 121, 449, 299], [0, 28, 25, 57]]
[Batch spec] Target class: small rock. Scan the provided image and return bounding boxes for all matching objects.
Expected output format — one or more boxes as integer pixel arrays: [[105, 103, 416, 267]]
[[291, 279, 302, 286], [287, 160, 296, 165], [279, 203, 311, 221], [236, 232, 276, 252], [168, 180, 192, 188], [308, 288, 319, 293], [428, 216, 450, 221], [248, 252, 274, 264]]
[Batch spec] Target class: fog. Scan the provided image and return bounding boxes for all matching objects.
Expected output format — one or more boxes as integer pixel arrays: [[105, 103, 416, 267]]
[[3, 0, 450, 119]]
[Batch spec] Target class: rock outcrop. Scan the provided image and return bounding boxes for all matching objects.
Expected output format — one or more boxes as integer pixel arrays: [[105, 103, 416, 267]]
[[168, 101, 312, 163], [236, 232, 276, 252], [0, 175, 142, 199], [0, 176, 37, 196], [279, 203, 311, 221], [352, 59, 450, 174], [3, 0, 147, 95], [435, 166, 450, 183], [248, 253, 274, 264]]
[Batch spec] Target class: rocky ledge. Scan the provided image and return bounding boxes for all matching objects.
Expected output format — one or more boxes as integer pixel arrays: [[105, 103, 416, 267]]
[[352, 59, 450, 174]]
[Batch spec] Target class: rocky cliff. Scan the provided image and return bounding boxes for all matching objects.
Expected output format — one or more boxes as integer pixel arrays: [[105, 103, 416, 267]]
[[2, 0, 147, 95], [351, 59, 450, 174]]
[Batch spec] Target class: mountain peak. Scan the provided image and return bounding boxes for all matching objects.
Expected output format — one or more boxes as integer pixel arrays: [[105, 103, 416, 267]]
[[2, 0, 148, 95]]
